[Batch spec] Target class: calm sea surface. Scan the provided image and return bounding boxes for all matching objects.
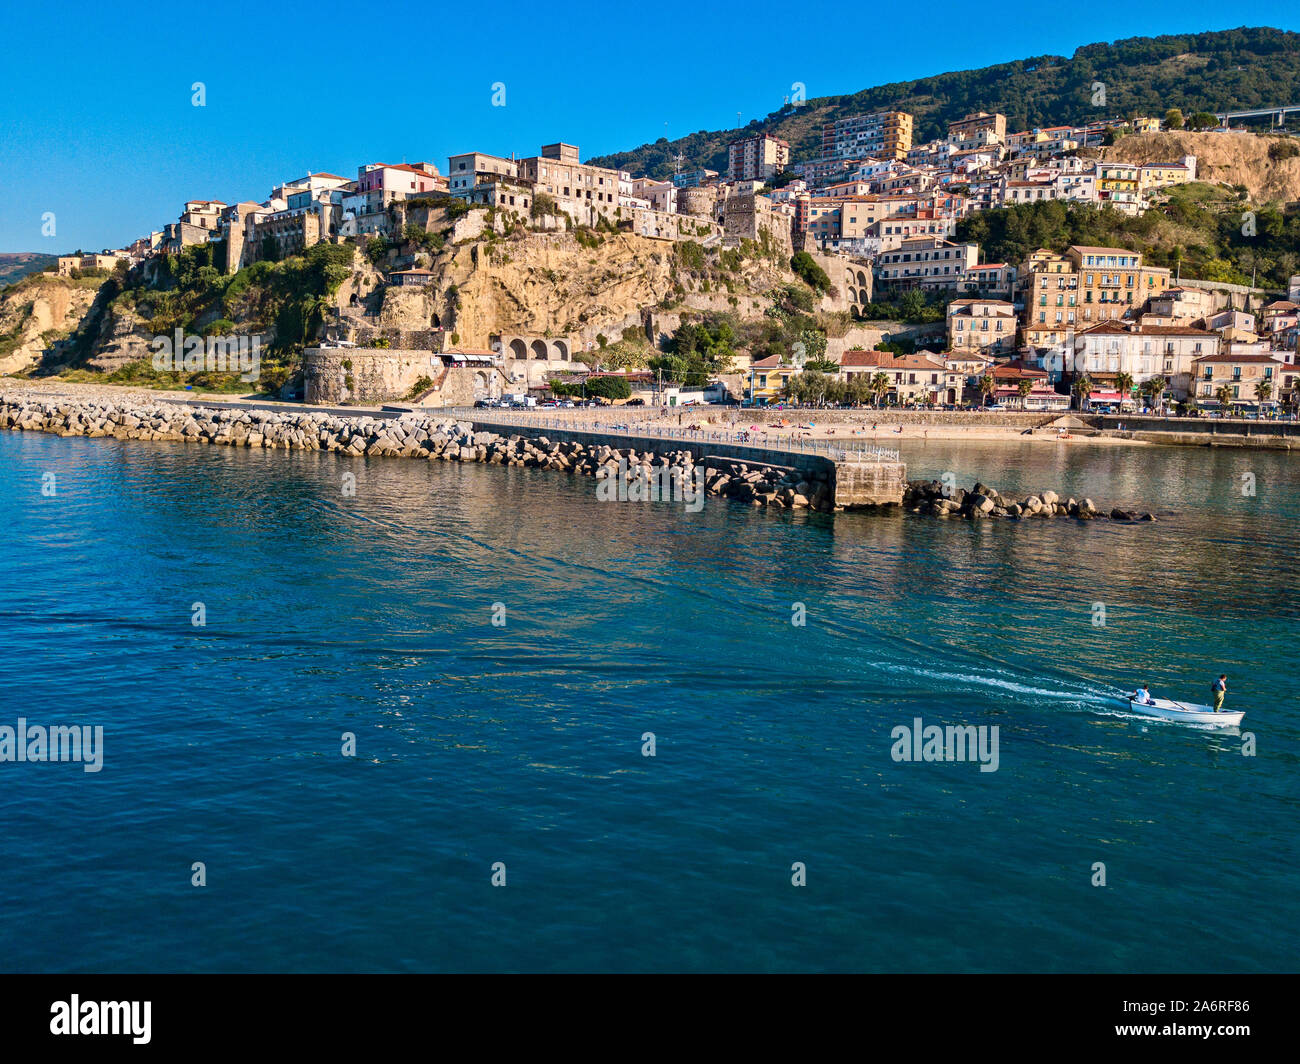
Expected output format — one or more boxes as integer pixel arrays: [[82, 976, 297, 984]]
[[0, 430, 1296, 972]]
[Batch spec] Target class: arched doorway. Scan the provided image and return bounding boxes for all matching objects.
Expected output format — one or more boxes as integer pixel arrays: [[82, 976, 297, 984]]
[[553, 340, 569, 361], [530, 339, 548, 360], [508, 338, 527, 360]]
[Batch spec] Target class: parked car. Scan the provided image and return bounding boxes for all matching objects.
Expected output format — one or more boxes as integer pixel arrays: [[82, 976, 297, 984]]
[[626, 398, 645, 406]]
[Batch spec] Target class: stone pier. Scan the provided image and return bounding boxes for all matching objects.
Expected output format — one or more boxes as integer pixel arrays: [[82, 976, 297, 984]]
[[834, 457, 909, 507], [468, 416, 907, 508]]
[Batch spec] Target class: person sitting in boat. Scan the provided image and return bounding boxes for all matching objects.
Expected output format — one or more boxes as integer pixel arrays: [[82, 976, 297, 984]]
[[1133, 685, 1154, 705]]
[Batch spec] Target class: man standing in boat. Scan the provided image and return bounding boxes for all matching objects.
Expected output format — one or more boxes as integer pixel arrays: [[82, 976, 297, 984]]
[[1211, 675, 1228, 712]]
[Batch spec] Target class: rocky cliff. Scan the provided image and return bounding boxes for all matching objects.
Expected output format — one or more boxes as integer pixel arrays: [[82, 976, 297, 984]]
[[0, 274, 107, 375], [366, 226, 813, 352], [1, 214, 829, 384], [1095, 130, 1300, 204]]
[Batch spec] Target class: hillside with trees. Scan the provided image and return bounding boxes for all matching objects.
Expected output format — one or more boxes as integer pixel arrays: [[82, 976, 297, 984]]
[[591, 27, 1300, 178], [956, 184, 1300, 289]]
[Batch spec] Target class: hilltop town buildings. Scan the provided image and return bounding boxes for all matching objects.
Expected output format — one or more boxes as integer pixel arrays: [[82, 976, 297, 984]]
[[101, 104, 1295, 412]]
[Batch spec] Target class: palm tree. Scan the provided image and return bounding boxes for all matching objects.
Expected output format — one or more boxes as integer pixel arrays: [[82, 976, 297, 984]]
[[1141, 375, 1168, 412], [1215, 384, 1235, 412], [978, 373, 996, 407], [1255, 379, 1273, 405], [1072, 374, 1094, 410], [1115, 371, 1134, 408], [1016, 378, 1034, 409], [870, 372, 890, 408]]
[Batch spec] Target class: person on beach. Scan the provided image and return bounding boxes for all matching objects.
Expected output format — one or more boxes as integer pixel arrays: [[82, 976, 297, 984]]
[[1211, 674, 1227, 712]]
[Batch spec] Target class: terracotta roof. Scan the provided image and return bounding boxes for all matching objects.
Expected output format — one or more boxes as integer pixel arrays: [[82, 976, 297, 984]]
[[839, 350, 950, 371], [1079, 321, 1215, 337], [991, 363, 1047, 379]]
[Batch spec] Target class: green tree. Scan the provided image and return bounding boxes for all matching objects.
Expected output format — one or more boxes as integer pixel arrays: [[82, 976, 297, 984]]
[[870, 371, 891, 406], [584, 374, 632, 401], [1072, 375, 1094, 409], [790, 251, 831, 293], [1141, 375, 1168, 409], [1164, 108, 1184, 129]]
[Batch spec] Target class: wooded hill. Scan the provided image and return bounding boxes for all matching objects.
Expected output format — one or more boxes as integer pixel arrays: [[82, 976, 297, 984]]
[[590, 27, 1300, 178]]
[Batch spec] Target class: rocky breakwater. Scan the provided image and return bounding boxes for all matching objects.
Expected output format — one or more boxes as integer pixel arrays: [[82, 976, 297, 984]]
[[700, 459, 835, 512], [0, 393, 839, 510], [904, 479, 1157, 522]]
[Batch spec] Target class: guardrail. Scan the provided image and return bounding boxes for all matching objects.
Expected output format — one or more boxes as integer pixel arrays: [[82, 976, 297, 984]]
[[457, 407, 901, 462]]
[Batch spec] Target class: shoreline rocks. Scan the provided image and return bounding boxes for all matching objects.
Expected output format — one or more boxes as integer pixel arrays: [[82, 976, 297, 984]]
[[0, 393, 839, 512], [1, 392, 1157, 524], [903, 479, 1155, 522]]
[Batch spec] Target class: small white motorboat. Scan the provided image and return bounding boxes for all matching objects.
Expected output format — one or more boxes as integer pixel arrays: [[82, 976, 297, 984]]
[[1120, 695, 1244, 727]]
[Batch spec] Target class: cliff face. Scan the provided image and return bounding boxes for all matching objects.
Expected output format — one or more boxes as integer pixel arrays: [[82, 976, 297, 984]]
[[2, 219, 821, 382], [0, 275, 105, 375], [1096, 131, 1300, 204], [373, 228, 806, 351]]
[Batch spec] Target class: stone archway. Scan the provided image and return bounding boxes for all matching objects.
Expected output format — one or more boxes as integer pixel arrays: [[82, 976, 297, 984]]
[[509, 338, 527, 360], [552, 339, 569, 361], [530, 339, 549, 360], [856, 269, 867, 287]]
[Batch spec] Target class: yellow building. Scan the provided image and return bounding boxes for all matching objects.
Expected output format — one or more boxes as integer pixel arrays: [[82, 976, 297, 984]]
[[1021, 249, 1079, 348], [1067, 246, 1169, 324], [1192, 352, 1285, 408], [748, 354, 800, 403], [1138, 161, 1194, 192]]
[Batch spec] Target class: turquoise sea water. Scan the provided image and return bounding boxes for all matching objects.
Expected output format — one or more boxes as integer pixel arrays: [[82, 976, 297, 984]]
[[0, 430, 1296, 972]]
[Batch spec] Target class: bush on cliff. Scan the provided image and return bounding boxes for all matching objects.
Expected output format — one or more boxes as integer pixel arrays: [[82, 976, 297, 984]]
[[790, 251, 831, 294]]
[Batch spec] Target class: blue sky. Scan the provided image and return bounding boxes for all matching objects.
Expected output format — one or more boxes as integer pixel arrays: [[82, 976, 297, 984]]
[[1, 3, 1296, 253]]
